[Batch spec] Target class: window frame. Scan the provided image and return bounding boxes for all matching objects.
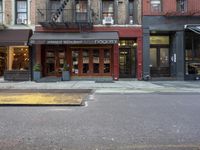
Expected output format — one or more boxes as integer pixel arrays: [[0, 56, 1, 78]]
[[102, 0, 114, 19], [0, 0, 3, 24], [150, 0, 162, 13], [75, 0, 88, 22], [176, 0, 187, 13], [128, 0, 134, 24], [15, 0, 28, 25]]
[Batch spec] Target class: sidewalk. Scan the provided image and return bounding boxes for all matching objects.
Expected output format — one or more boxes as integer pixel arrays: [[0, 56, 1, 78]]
[[1, 80, 200, 93]]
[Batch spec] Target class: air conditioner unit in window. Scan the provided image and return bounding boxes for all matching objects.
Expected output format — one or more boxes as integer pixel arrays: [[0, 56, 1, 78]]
[[17, 18, 27, 24], [103, 17, 114, 25]]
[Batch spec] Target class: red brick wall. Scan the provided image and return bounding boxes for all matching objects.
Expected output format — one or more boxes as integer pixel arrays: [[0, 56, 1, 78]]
[[143, 0, 200, 16]]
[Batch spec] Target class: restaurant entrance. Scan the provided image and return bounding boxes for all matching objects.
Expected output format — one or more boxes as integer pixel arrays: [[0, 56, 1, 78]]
[[42, 46, 65, 76]]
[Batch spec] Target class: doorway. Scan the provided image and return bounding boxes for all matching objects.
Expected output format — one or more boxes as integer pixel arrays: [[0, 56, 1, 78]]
[[0, 47, 7, 77], [44, 46, 65, 76], [119, 48, 136, 78], [150, 46, 170, 77]]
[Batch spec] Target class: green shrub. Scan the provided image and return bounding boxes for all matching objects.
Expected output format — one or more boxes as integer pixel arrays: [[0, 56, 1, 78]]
[[63, 63, 69, 71], [33, 64, 41, 72]]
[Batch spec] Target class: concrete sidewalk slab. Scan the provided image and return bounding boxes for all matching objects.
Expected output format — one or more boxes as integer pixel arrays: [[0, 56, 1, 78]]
[[0, 80, 200, 93]]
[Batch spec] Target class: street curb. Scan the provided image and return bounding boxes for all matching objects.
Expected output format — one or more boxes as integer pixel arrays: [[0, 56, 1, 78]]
[[0, 89, 93, 106], [0, 89, 93, 93]]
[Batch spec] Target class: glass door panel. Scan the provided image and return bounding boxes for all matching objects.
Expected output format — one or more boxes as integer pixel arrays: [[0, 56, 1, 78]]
[[150, 48, 157, 67], [82, 49, 89, 74], [119, 48, 131, 77], [160, 48, 169, 67], [93, 49, 99, 73], [46, 51, 56, 76], [104, 49, 111, 73], [72, 50, 79, 75], [58, 51, 65, 75], [150, 47, 170, 77]]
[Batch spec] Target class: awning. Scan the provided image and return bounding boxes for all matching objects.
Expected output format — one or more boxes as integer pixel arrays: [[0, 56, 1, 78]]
[[30, 32, 119, 45], [0, 29, 32, 46], [185, 25, 200, 34]]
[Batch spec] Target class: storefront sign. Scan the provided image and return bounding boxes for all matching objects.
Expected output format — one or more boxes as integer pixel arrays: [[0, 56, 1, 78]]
[[31, 39, 118, 45], [94, 40, 118, 44]]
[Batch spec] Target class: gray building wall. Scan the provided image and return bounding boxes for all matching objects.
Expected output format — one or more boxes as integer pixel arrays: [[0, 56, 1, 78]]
[[142, 16, 200, 80]]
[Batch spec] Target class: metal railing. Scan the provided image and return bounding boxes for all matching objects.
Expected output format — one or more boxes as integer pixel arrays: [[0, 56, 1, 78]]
[[37, 9, 93, 24]]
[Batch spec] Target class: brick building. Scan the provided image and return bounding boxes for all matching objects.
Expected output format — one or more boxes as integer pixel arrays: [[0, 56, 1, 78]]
[[30, 0, 143, 81], [0, 0, 34, 80], [142, 0, 200, 80]]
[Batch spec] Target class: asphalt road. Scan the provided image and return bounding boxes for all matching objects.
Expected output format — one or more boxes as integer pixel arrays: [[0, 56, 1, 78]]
[[0, 93, 200, 150]]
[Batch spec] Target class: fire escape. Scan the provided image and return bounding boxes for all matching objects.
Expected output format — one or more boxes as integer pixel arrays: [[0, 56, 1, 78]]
[[37, 0, 93, 32]]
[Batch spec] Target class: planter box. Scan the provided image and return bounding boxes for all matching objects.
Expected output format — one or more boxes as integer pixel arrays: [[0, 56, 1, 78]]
[[62, 71, 70, 81], [33, 71, 41, 81], [4, 70, 30, 81]]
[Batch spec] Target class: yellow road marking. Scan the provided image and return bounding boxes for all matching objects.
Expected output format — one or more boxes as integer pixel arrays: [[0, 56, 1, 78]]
[[0, 93, 86, 105]]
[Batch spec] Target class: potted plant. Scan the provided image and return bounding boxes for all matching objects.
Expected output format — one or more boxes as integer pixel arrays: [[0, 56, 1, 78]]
[[33, 64, 41, 81], [62, 63, 70, 81]]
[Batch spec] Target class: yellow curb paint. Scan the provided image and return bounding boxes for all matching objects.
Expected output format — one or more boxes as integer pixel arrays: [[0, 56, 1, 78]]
[[0, 93, 86, 105]]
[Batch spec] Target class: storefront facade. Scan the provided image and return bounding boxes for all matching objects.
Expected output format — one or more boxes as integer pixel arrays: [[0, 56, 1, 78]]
[[0, 29, 32, 81], [30, 26, 142, 81], [142, 0, 200, 80], [185, 25, 200, 80]]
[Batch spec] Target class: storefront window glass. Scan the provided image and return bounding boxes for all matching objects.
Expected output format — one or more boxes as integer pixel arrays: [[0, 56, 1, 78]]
[[104, 49, 110, 73], [0, 47, 7, 76], [93, 49, 99, 73], [185, 32, 200, 76], [9, 47, 29, 70], [82, 49, 89, 74]]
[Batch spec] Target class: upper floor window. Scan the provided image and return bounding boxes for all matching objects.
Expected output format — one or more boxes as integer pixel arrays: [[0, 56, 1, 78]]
[[50, 0, 61, 22], [151, 0, 162, 12], [0, 0, 2, 12], [128, 0, 134, 24], [102, 0, 114, 24], [75, 0, 88, 21], [177, 0, 187, 13], [0, 0, 2, 24], [16, 0, 27, 24], [102, 0, 114, 18]]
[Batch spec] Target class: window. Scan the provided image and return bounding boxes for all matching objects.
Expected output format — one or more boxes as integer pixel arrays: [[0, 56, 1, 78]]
[[104, 49, 111, 73], [82, 49, 89, 74], [93, 49, 99, 73], [151, 0, 162, 12], [102, 0, 114, 18], [75, 0, 88, 21], [50, 0, 62, 22], [128, 0, 134, 24], [185, 32, 200, 76], [0, 0, 3, 24], [7, 47, 29, 71], [177, 0, 187, 13], [16, 0, 27, 24]]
